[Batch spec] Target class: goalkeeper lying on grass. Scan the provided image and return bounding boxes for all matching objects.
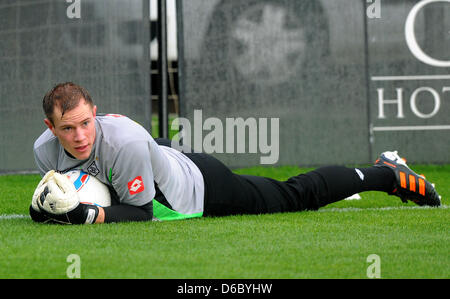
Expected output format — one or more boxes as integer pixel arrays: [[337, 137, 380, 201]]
[[30, 82, 442, 224]]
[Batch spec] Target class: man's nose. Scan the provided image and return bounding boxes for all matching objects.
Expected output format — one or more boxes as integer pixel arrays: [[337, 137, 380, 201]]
[[74, 127, 85, 141]]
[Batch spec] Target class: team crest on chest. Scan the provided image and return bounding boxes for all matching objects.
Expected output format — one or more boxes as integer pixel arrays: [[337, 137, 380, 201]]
[[87, 161, 100, 177]]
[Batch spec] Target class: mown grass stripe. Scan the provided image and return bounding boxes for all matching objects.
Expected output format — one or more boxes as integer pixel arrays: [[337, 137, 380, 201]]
[[1, 204, 447, 220]]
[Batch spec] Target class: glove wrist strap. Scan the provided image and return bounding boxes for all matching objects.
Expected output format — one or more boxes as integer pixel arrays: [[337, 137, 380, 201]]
[[83, 205, 99, 224]]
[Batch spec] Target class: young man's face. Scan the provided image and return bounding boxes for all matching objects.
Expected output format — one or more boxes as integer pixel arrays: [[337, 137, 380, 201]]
[[44, 99, 97, 160]]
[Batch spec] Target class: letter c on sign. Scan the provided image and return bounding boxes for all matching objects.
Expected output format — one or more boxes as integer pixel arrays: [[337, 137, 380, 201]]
[[405, 0, 450, 67]]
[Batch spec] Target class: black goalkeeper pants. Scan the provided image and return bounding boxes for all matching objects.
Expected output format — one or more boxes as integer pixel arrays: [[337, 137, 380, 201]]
[[155, 139, 395, 217]]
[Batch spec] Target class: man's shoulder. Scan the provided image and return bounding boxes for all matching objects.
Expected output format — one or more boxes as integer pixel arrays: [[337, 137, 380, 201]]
[[96, 114, 153, 148], [33, 129, 60, 173], [34, 128, 58, 151]]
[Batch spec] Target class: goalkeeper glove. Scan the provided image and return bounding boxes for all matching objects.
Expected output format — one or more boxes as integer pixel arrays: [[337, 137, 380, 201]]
[[31, 170, 56, 213], [38, 185, 100, 224], [36, 172, 99, 224]]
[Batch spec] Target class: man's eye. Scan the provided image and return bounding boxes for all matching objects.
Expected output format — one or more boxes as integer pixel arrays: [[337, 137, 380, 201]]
[[63, 127, 72, 131]]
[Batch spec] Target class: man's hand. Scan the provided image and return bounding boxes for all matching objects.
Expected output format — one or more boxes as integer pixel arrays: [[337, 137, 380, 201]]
[[30, 170, 60, 223], [37, 172, 79, 214], [31, 170, 56, 212], [34, 172, 99, 224]]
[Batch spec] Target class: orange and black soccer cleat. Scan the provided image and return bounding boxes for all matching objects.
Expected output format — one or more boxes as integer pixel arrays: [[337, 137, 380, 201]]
[[374, 151, 441, 206]]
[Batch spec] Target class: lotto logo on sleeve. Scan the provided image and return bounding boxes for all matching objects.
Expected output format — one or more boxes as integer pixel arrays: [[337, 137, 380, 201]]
[[127, 176, 145, 195]]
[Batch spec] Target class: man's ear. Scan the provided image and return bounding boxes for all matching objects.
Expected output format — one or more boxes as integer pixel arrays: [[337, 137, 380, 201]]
[[92, 105, 97, 118], [44, 118, 56, 136]]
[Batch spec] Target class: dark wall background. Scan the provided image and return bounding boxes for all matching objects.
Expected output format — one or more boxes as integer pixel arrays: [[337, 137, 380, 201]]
[[367, 0, 450, 164], [0, 0, 151, 173], [177, 0, 450, 167], [1, 0, 449, 172]]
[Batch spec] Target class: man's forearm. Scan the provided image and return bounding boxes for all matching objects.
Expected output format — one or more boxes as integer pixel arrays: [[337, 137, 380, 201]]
[[30, 202, 152, 224], [102, 202, 153, 223]]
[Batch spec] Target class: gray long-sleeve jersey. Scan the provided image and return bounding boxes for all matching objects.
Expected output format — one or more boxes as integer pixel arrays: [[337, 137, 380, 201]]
[[33, 114, 204, 217]]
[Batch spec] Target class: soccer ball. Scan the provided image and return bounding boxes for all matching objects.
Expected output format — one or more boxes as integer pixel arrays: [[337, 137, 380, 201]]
[[64, 170, 111, 207]]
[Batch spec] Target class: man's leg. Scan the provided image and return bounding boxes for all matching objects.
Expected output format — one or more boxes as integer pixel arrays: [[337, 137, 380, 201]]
[[186, 151, 397, 216], [183, 147, 441, 216], [250, 151, 441, 211], [262, 151, 441, 211], [295, 165, 395, 209]]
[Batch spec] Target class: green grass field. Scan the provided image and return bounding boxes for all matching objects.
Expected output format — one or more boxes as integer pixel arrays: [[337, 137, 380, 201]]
[[0, 164, 448, 279]]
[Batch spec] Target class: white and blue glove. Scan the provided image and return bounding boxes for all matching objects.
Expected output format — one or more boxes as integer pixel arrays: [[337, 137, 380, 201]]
[[31, 171, 99, 224]]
